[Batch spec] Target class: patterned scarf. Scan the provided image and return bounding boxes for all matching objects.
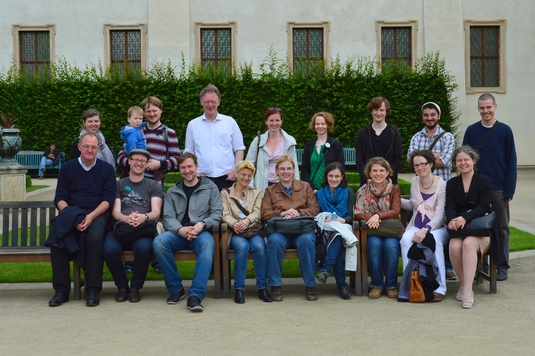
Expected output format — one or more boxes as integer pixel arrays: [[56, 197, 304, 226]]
[[355, 178, 393, 214], [316, 185, 349, 217]]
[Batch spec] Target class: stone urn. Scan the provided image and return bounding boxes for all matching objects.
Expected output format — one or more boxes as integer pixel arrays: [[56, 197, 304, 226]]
[[0, 127, 23, 165]]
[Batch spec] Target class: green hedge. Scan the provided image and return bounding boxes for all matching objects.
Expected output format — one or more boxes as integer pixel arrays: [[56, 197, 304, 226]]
[[0, 52, 458, 173]]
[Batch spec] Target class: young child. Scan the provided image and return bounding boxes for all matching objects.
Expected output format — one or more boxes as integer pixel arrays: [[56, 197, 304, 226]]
[[120, 106, 165, 183]]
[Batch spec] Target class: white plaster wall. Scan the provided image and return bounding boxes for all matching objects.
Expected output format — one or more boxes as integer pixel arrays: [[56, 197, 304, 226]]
[[1, 0, 533, 164]]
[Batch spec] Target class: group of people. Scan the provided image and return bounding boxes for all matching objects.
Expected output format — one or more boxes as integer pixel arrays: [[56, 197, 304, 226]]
[[45, 85, 516, 311]]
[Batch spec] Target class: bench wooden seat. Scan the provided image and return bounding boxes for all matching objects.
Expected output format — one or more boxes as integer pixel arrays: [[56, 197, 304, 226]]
[[1, 201, 224, 300]]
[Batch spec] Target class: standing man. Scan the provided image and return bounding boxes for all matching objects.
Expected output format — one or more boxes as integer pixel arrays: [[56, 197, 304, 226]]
[[153, 153, 222, 312], [408, 102, 455, 181], [463, 93, 517, 281], [184, 84, 245, 191], [117, 96, 181, 274], [46, 133, 116, 307], [103, 149, 163, 303], [117, 96, 181, 181], [407, 101, 456, 279]]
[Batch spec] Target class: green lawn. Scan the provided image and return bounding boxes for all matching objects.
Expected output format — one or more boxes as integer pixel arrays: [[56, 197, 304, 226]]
[[1, 226, 533, 283]]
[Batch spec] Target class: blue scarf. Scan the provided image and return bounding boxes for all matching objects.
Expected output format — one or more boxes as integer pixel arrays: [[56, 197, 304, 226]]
[[316, 186, 348, 217]]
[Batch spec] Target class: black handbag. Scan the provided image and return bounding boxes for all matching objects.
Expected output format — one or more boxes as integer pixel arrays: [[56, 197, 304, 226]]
[[264, 216, 316, 237], [447, 212, 496, 238], [113, 220, 158, 244]]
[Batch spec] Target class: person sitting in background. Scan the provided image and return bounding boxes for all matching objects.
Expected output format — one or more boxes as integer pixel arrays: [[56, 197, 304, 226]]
[[355, 157, 401, 300], [38, 142, 62, 180], [301, 112, 345, 192]]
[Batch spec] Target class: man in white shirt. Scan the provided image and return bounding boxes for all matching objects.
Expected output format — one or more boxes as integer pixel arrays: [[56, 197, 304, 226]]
[[184, 84, 245, 191]]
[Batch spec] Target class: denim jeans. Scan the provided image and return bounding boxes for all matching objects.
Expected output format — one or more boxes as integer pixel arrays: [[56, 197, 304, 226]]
[[267, 232, 316, 288], [152, 230, 214, 301], [366, 235, 400, 289], [230, 234, 267, 290], [321, 235, 347, 289], [103, 230, 152, 290], [38, 157, 54, 176]]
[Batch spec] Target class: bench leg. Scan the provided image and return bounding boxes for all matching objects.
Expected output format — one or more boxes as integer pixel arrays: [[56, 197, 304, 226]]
[[73, 261, 82, 300]]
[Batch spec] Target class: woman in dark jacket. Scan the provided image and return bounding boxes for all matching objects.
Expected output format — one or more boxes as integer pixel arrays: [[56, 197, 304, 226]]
[[446, 145, 493, 309], [355, 97, 402, 186], [301, 112, 345, 192]]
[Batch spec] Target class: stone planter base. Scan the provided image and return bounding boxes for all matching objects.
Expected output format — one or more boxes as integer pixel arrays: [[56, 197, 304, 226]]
[[0, 165, 27, 201]]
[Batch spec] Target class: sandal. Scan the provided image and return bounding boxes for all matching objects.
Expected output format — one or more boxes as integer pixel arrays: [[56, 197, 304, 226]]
[[456, 289, 463, 301], [462, 292, 474, 309]]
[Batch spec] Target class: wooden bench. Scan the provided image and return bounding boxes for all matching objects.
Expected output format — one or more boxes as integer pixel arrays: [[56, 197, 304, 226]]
[[221, 222, 361, 298], [1, 201, 224, 300]]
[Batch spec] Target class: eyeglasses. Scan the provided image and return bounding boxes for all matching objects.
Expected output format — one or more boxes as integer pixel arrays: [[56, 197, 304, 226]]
[[268, 107, 281, 112], [80, 145, 99, 151], [130, 158, 148, 164], [277, 167, 294, 171], [414, 162, 429, 169]]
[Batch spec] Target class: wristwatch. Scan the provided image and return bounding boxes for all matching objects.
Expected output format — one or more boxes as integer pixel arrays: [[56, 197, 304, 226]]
[[200, 221, 207, 229], [145, 214, 149, 222]]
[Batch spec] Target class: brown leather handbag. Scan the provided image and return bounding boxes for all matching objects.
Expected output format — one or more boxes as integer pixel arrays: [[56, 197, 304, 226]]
[[409, 269, 425, 303]]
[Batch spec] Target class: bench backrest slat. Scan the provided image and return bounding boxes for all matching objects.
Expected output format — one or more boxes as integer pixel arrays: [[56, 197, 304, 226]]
[[0, 201, 57, 248]]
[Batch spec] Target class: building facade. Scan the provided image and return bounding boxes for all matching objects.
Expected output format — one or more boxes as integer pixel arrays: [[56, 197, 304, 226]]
[[2, 0, 534, 164]]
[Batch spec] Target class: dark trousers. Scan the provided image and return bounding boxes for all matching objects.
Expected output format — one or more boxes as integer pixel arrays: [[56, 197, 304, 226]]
[[103, 230, 152, 290], [50, 213, 108, 296], [207, 175, 233, 191]]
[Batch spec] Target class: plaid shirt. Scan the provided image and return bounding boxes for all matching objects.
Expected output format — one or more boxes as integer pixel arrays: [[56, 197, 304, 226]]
[[408, 125, 454, 181]]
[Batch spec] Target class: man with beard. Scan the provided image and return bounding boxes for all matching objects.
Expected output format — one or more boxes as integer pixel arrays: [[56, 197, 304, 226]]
[[408, 102, 455, 181]]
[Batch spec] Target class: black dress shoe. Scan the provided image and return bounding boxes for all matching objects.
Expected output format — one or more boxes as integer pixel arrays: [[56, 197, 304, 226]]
[[234, 290, 245, 304], [85, 291, 100, 307], [258, 289, 273, 302], [187, 296, 204, 312], [49, 293, 69, 307], [129, 288, 141, 303], [166, 288, 186, 304], [339, 287, 352, 300], [115, 286, 129, 302]]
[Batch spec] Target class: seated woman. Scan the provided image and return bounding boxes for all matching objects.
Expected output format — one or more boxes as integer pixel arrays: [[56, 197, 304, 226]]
[[400, 149, 448, 302], [261, 155, 320, 302], [220, 160, 272, 304], [315, 162, 354, 300], [355, 157, 401, 299], [446, 146, 493, 309]]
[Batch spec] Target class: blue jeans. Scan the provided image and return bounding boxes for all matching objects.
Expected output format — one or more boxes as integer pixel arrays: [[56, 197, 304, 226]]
[[267, 232, 316, 288], [321, 235, 347, 289], [38, 157, 54, 176], [366, 235, 400, 289], [230, 234, 267, 290], [152, 230, 214, 301], [103, 230, 152, 289]]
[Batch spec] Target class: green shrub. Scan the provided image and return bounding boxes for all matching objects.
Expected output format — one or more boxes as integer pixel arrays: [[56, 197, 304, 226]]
[[0, 52, 458, 173]]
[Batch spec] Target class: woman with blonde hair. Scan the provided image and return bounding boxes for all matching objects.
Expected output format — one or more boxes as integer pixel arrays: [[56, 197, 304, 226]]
[[221, 160, 271, 304]]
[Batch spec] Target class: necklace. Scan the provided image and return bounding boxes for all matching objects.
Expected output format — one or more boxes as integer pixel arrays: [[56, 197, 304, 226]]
[[420, 177, 434, 190]]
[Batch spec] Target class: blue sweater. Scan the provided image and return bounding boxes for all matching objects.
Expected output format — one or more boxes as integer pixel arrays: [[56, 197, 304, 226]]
[[462, 121, 517, 199], [54, 159, 117, 210]]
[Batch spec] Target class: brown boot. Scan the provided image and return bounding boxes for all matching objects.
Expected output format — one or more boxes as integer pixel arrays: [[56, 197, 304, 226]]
[[271, 286, 283, 302]]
